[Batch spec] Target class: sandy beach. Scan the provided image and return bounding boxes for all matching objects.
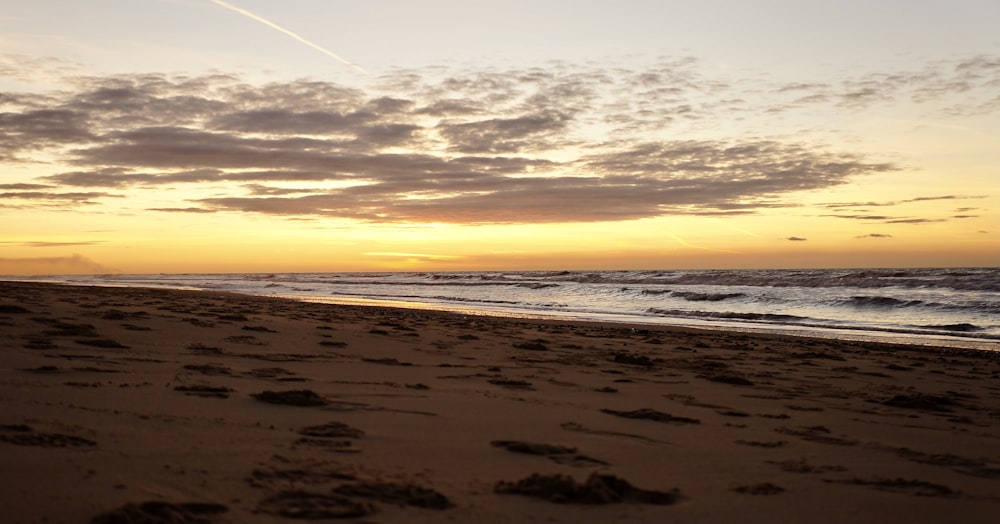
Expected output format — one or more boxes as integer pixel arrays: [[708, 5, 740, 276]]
[[1, 280, 998, 523]]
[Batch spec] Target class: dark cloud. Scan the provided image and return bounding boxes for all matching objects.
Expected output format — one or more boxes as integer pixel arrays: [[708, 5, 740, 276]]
[[0, 109, 93, 158], [147, 206, 215, 213], [822, 214, 893, 220], [208, 109, 377, 134], [415, 98, 485, 117], [187, 138, 894, 224], [0, 183, 54, 190], [0, 191, 116, 204], [437, 111, 574, 153], [885, 218, 948, 224], [2, 55, 994, 224], [822, 213, 957, 225], [786, 236, 807, 241]]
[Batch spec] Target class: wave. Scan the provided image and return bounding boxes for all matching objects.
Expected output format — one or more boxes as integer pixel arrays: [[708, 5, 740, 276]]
[[511, 267, 1000, 292], [672, 291, 746, 302], [920, 323, 983, 332], [638, 289, 745, 301], [646, 308, 808, 322], [841, 296, 925, 308]]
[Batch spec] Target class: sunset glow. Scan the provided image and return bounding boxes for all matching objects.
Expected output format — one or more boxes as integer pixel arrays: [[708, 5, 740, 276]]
[[1, 0, 997, 274]]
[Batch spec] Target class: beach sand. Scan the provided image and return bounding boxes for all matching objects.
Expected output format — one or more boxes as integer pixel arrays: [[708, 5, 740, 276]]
[[1, 280, 998, 523]]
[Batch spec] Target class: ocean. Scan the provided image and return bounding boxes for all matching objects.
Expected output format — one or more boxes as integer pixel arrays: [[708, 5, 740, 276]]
[[13, 267, 1000, 351]]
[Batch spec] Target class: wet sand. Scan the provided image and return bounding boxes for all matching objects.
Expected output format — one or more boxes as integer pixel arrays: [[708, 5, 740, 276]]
[[1, 280, 998, 523]]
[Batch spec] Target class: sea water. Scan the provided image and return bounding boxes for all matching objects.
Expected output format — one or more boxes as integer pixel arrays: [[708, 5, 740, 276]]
[[14, 267, 1000, 351]]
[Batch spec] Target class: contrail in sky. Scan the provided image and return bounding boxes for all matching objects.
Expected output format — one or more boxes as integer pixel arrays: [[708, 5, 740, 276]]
[[209, 0, 368, 74]]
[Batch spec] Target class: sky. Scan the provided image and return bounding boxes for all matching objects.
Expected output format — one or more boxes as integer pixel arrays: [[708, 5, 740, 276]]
[[1, 0, 998, 274]]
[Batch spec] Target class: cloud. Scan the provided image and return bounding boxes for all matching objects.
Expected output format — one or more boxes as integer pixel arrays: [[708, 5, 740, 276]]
[[147, 207, 216, 213], [0, 183, 54, 190], [785, 236, 807, 241], [767, 55, 1000, 115], [363, 252, 460, 261], [818, 195, 989, 225], [0, 109, 93, 159], [884, 218, 948, 224], [0, 190, 117, 205], [189, 138, 894, 224], [821, 214, 892, 221], [1, 54, 995, 224], [0, 254, 110, 274], [437, 111, 574, 153], [208, 109, 378, 135], [821, 195, 986, 210], [0, 241, 105, 247], [856, 233, 893, 239], [821, 214, 953, 225]]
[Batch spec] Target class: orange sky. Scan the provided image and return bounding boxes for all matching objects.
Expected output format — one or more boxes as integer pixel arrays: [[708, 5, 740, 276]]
[[1, 1, 998, 274]]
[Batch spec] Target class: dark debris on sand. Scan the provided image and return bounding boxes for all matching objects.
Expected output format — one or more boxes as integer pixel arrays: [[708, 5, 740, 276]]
[[252, 389, 327, 407], [883, 393, 957, 412], [298, 422, 365, 439], [513, 340, 549, 351], [333, 481, 454, 509], [248, 465, 356, 488], [601, 408, 700, 425], [491, 440, 577, 456], [36, 319, 98, 337], [495, 473, 681, 505], [90, 501, 227, 524], [825, 477, 959, 498], [0, 424, 96, 448], [0, 304, 30, 314], [775, 426, 859, 446], [256, 490, 375, 519], [174, 385, 234, 399], [75, 338, 130, 349], [732, 482, 785, 495], [698, 373, 754, 386], [612, 352, 656, 367], [488, 378, 533, 389], [492, 440, 609, 466]]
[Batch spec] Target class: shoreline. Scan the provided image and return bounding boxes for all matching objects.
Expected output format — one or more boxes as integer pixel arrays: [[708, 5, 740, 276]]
[[294, 294, 1000, 353], [9, 278, 1000, 353], [2, 280, 999, 523]]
